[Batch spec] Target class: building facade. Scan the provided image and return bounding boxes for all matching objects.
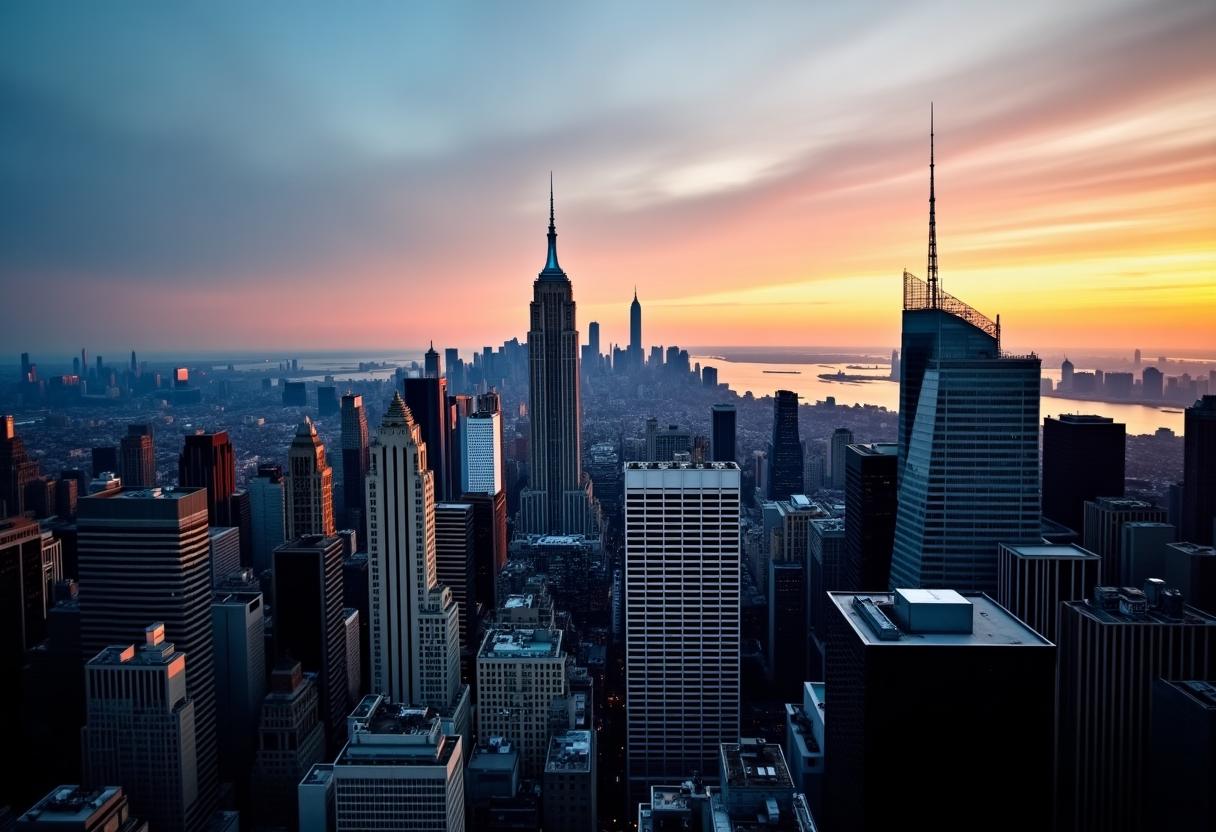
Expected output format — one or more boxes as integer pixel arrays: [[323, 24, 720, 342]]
[[285, 418, 335, 540], [767, 392, 804, 504], [1042, 414, 1126, 534]]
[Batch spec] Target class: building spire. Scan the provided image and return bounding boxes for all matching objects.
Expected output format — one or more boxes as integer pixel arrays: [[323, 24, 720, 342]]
[[927, 103, 939, 308], [542, 172, 564, 276]]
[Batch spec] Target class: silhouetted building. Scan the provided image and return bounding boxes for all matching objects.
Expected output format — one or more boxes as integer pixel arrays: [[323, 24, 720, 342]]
[[273, 535, 348, 754], [425, 342, 442, 380], [339, 393, 369, 536], [435, 502, 476, 658], [178, 432, 235, 528], [211, 585, 266, 785], [1148, 679, 1216, 832], [1165, 542, 1216, 615], [520, 186, 598, 537], [117, 425, 155, 489], [1120, 521, 1176, 588], [1082, 497, 1166, 589], [282, 381, 307, 408], [1043, 414, 1126, 534], [248, 464, 285, 574], [824, 590, 1055, 832], [285, 418, 335, 539], [843, 443, 898, 591], [711, 404, 737, 464], [76, 488, 217, 828], [250, 660, 325, 829], [767, 391, 804, 503], [630, 289, 643, 370], [16, 785, 147, 832], [1057, 589, 1216, 831], [316, 385, 339, 417], [403, 376, 450, 502], [1182, 395, 1216, 545], [464, 490, 507, 613], [996, 542, 1101, 642], [827, 427, 854, 491], [90, 447, 118, 481], [2, 416, 41, 519]]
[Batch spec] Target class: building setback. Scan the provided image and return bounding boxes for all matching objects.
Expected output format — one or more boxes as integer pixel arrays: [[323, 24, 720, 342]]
[[996, 542, 1101, 643]]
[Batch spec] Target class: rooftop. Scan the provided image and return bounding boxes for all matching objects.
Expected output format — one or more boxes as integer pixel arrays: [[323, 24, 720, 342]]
[[301, 764, 334, 786], [847, 442, 898, 457], [830, 592, 1053, 647], [545, 730, 592, 773], [111, 486, 197, 500], [1166, 680, 1216, 709], [721, 738, 794, 790], [1169, 542, 1216, 556], [625, 460, 739, 470], [1000, 543, 1101, 561], [1092, 497, 1161, 512], [1067, 593, 1216, 627], [810, 518, 845, 533], [19, 786, 122, 824], [480, 628, 563, 659]]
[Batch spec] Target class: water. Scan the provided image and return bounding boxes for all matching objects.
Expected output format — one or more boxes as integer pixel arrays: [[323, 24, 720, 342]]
[[693, 356, 1185, 437]]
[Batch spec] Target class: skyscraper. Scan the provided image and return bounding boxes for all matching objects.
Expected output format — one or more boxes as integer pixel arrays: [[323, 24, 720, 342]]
[[462, 395, 502, 495], [630, 289, 642, 369], [766, 391, 803, 503], [365, 393, 470, 735], [1043, 414, 1126, 534], [340, 393, 370, 536], [178, 432, 235, 528], [77, 488, 216, 831], [1, 415, 39, 519], [285, 417, 335, 539], [843, 443, 898, 591], [117, 425, 156, 489], [711, 404, 736, 464], [248, 464, 285, 574], [1182, 395, 1216, 545], [434, 502, 476, 658], [403, 375, 449, 502], [588, 321, 600, 356], [520, 185, 597, 537], [624, 460, 740, 801], [890, 119, 1041, 593], [827, 426, 854, 490]]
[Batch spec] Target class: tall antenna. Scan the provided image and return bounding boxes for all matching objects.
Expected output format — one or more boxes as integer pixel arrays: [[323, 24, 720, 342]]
[[927, 104, 939, 308]]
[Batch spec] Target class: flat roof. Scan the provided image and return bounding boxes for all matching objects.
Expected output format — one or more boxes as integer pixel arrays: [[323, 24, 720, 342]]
[[625, 461, 739, 470], [721, 739, 793, 789], [1000, 543, 1100, 560], [828, 592, 1053, 647], [480, 628, 562, 659], [545, 730, 592, 773], [1065, 599, 1216, 627], [19, 786, 121, 824]]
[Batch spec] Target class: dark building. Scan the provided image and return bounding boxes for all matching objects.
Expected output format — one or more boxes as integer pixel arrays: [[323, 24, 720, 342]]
[[272, 534, 348, 755], [464, 490, 507, 612], [1148, 679, 1216, 832], [1164, 542, 1216, 615], [767, 559, 806, 701], [843, 443, 898, 591], [282, 381, 307, 407], [996, 542, 1101, 642], [434, 502, 477, 659], [446, 394, 474, 509], [1043, 414, 1126, 534], [54, 476, 78, 523], [766, 391, 803, 503], [1082, 497, 1167, 589], [90, 446, 118, 479], [629, 290, 642, 370], [228, 489, 252, 568], [403, 376, 449, 502], [16, 785, 147, 832], [1057, 589, 1216, 832], [341, 553, 370, 695], [711, 404, 736, 464], [316, 385, 339, 416], [117, 425, 156, 489], [425, 342, 442, 379], [178, 432, 236, 528], [824, 590, 1055, 832], [588, 321, 600, 356], [1142, 366, 1164, 400], [339, 393, 370, 537], [1, 516, 45, 761], [1182, 395, 1216, 545], [76, 487, 218, 831], [1, 416, 40, 519]]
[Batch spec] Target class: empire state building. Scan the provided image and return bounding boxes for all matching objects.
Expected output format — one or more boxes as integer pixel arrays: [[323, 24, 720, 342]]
[[520, 184, 599, 537]]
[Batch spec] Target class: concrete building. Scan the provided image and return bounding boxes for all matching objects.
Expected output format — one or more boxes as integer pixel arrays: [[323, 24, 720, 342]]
[[462, 400, 502, 496], [543, 730, 596, 832], [117, 425, 156, 489], [1082, 497, 1167, 588], [826, 427, 853, 491], [784, 682, 825, 819], [210, 588, 266, 785], [178, 432, 235, 528], [16, 786, 147, 832], [1057, 587, 1216, 831], [82, 624, 199, 832], [807, 518, 846, 677], [331, 697, 465, 832], [343, 607, 361, 707], [297, 764, 335, 832], [625, 461, 741, 801], [285, 418, 335, 539], [823, 590, 1055, 831], [251, 661, 326, 830], [996, 542, 1102, 642], [434, 502, 477, 658], [207, 527, 240, 588], [248, 464, 285, 575]]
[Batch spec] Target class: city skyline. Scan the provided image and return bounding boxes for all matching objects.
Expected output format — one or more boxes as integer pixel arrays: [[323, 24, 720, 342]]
[[1, 1, 1213, 355]]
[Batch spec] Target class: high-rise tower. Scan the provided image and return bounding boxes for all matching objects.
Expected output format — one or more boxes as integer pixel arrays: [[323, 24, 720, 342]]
[[365, 394, 470, 735], [520, 182, 597, 537], [630, 289, 642, 369], [119, 424, 156, 489], [178, 432, 235, 528], [1182, 395, 1216, 545], [340, 393, 370, 535], [889, 113, 1041, 593], [1, 415, 40, 519], [766, 391, 804, 503], [285, 417, 335, 539]]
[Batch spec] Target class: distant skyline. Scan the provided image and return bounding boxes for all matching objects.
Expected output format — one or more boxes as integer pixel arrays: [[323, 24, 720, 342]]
[[1, 1, 1213, 355]]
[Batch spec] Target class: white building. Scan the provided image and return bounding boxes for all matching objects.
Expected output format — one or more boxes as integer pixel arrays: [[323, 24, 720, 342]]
[[624, 460, 741, 802], [365, 392, 470, 738], [331, 697, 465, 832], [462, 405, 502, 495]]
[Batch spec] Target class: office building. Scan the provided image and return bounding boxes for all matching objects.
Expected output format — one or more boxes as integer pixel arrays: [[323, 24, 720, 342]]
[[1057, 588, 1216, 831], [476, 627, 573, 777], [843, 443, 898, 591], [543, 730, 596, 832], [76, 487, 217, 827], [711, 405, 737, 464], [340, 393, 369, 536], [1, 515, 45, 668], [807, 518, 846, 676], [250, 660, 326, 829], [1043, 414, 1126, 534], [624, 461, 741, 800], [365, 393, 470, 736], [1148, 679, 1216, 832], [343, 607, 360, 705], [1182, 395, 1216, 544], [207, 527, 240, 588], [823, 590, 1055, 831], [211, 586, 266, 784], [248, 464, 286, 575], [81, 624, 200, 832], [178, 432, 235, 528], [332, 697, 466, 832], [117, 425, 156, 489], [1, 415, 40, 519], [519, 186, 598, 537], [403, 375, 450, 502], [316, 385, 338, 416], [630, 289, 643, 369], [768, 558, 806, 701], [285, 417, 335, 539], [1164, 541, 1216, 615], [767, 391, 804, 503], [434, 503, 476, 657], [996, 542, 1101, 642], [645, 420, 692, 462], [273, 534, 348, 754], [462, 395, 502, 495], [1082, 497, 1167, 588], [16, 786, 147, 832], [826, 427, 853, 491], [90, 447, 118, 481], [425, 342, 442, 379], [1120, 521, 1177, 588], [784, 682, 825, 816], [463, 490, 507, 613], [282, 381, 307, 408], [1142, 366, 1164, 400]]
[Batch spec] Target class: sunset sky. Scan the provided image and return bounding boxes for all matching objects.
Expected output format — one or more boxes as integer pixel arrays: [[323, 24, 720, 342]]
[[1, 1, 1213, 359]]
